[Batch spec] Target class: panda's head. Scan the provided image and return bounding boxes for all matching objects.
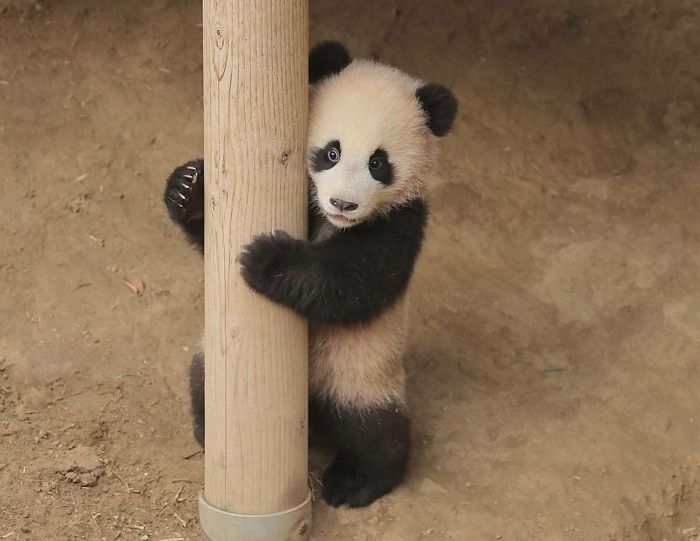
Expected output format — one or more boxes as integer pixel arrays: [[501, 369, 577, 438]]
[[307, 41, 457, 229]]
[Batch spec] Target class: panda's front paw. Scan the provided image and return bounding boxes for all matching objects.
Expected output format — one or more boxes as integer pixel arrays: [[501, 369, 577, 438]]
[[239, 231, 304, 298], [164, 159, 204, 223]]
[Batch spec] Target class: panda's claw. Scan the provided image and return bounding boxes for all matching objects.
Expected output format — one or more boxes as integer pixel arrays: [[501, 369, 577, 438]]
[[164, 159, 205, 223]]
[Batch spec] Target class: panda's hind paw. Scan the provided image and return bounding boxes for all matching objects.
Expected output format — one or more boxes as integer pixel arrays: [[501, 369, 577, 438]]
[[321, 455, 399, 508]]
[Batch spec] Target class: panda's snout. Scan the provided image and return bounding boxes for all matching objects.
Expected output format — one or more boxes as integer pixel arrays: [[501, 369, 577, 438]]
[[329, 198, 358, 212]]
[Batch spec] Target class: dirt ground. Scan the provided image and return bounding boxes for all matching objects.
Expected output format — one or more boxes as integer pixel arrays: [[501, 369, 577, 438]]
[[1, 0, 700, 539]]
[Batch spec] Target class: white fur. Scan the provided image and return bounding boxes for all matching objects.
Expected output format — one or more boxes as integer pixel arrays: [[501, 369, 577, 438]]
[[310, 296, 409, 409]]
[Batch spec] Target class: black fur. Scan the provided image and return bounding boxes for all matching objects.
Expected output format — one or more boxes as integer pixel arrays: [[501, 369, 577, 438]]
[[368, 148, 393, 185], [163, 159, 205, 250], [309, 41, 351, 84], [310, 139, 341, 173], [190, 351, 205, 446], [416, 83, 458, 137], [310, 397, 410, 507], [239, 198, 427, 325]]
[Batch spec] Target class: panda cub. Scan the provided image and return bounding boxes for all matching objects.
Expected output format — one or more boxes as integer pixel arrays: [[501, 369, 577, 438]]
[[164, 41, 457, 508]]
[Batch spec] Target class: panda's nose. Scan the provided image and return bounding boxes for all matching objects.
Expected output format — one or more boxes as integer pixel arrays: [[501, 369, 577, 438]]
[[330, 198, 358, 212]]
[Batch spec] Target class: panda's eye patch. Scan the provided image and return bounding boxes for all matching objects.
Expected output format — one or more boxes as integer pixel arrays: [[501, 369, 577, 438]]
[[310, 140, 341, 173], [368, 148, 393, 185]]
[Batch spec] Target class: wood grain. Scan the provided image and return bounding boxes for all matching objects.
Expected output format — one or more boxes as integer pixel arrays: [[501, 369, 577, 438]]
[[202, 0, 309, 515]]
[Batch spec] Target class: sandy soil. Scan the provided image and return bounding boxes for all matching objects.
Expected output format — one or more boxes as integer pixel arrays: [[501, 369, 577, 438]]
[[1, 0, 700, 539]]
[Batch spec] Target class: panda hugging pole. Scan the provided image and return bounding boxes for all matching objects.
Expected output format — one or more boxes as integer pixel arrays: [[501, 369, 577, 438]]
[[199, 1, 311, 540]]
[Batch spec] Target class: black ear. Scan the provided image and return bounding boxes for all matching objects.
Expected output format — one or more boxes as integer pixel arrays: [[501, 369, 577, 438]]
[[416, 84, 458, 137], [309, 41, 351, 84]]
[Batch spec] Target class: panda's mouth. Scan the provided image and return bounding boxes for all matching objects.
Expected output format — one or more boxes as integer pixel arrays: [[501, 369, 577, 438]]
[[328, 213, 358, 226]]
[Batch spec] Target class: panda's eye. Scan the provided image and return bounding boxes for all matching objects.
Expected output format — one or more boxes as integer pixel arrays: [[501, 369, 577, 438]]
[[368, 148, 393, 185], [311, 140, 341, 173], [327, 147, 340, 163]]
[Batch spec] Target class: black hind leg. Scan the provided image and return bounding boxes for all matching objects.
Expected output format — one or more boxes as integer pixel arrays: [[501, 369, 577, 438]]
[[164, 159, 205, 251], [189, 350, 205, 447], [311, 397, 410, 508]]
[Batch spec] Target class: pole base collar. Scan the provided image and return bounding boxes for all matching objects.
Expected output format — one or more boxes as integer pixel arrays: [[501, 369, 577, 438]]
[[199, 492, 311, 541]]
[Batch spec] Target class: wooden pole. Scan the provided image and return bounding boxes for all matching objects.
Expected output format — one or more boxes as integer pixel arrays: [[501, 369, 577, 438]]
[[199, 1, 310, 540]]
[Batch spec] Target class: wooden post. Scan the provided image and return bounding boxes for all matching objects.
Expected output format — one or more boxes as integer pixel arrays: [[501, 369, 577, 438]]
[[199, 1, 310, 540]]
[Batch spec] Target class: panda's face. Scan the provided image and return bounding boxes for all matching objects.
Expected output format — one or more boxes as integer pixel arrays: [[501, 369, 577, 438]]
[[308, 60, 433, 228], [309, 139, 398, 228]]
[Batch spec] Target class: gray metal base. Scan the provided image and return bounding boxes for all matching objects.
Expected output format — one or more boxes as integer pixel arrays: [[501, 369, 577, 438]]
[[199, 492, 312, 541]]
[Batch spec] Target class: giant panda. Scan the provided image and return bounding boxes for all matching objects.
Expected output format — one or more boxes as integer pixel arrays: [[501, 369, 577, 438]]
[[163, 41, 457, 508]]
